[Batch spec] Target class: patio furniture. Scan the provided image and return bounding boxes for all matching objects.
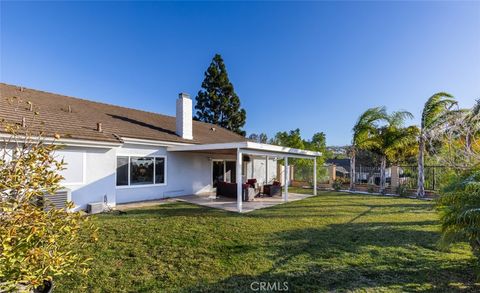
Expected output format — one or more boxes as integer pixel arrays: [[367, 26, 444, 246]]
[[216, 181, 255, 201], [263, 181, 282, 197], [246, 178, 261, 195]]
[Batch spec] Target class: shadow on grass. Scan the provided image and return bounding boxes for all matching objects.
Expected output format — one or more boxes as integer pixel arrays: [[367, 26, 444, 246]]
[[120, 202, 235, 215], [248, 206, 435, 221], [70, 197, 479, 292], [111, 191, 434, 221], [185, 221, 478, 292]]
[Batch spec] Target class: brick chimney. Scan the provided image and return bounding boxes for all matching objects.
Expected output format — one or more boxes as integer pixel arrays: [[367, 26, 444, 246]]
[[176, 93, 193, 140]]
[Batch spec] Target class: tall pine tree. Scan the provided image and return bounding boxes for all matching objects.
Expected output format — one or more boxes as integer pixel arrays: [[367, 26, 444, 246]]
[[194, 54, 246, 136]]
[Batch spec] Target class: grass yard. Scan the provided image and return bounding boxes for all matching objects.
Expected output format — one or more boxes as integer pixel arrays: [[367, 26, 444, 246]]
[[57, 191, 478, 292]]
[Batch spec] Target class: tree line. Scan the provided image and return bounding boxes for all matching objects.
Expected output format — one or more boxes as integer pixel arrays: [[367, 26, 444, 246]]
[[248, 129, 328, 183], [350, 93, 479, 197]]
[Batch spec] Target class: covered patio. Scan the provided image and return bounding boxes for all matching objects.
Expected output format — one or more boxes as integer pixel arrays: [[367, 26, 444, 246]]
[[175, 192, 315, 213], [168, 141, 321, 212]]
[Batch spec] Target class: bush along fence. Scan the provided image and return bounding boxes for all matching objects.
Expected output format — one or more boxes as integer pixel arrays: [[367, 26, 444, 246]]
[[305, 164, 455, 197]]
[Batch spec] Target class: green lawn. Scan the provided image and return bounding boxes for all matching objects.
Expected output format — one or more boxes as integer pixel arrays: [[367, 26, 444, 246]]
[[57, 191, 478, 292]]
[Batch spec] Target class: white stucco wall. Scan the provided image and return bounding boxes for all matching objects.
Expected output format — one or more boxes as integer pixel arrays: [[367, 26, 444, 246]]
[[57, 143, 283, 209], [114, 144, 216, 204], [58, 146, 116, 211]]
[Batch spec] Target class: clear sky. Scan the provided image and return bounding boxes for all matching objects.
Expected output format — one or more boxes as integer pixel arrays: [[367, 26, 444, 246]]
[[1, 1, 479, 146]]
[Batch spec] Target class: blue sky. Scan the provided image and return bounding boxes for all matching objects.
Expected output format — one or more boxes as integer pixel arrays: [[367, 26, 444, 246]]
[[1, 1, 479, 146]]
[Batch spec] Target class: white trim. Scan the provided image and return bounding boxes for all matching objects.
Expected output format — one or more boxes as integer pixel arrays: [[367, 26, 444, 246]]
[[284, 156, 289, 202], [236, 148, 243, 212], [246, 142, 321, 157], [116, 183, 167, 190], [313, 157, 317, 196], [265, 155, 269, 185], [121, 137, 194, 147], [115, 155, 167, 188], [238, 149, 315, 159], [0, 133, 122, 148], [0, 133, 197, 149], [157, 156, 168, 186], [127, 156, 131, 186], [167, 141, 321, 158]]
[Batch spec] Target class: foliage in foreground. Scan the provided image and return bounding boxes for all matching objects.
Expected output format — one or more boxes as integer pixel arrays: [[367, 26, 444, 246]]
[[0, 98, 96, 292], [437, 168, 480, 263]]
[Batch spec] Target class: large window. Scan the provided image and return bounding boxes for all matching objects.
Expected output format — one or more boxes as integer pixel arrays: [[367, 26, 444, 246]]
[[116, 156, 129, 186], [130, 157, 154, 185], [116, 156, 166, 187], [155, 157, 165, 184]]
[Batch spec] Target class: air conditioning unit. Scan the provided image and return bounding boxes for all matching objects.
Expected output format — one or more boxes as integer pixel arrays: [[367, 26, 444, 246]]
[[43, 188, 71, 211], [87, 202, 104, 214]]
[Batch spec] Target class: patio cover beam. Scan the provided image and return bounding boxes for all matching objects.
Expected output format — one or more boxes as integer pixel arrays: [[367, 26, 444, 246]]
[[235, 148, 315, 159], [167, 141, 321, 159], [284, 156, 289, 202], [236, 148, 243, 212], [313, 157, 317, 196]]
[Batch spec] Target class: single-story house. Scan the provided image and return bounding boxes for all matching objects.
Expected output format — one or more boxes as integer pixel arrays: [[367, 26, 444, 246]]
[[0, 83, 320, 212]]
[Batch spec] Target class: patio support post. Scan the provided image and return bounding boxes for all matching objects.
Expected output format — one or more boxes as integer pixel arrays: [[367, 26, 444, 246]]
[[313, 157, 317, 196], [265, 156, 269, 184], [236, 148, 243, 212], [284, 156, 289, 202]]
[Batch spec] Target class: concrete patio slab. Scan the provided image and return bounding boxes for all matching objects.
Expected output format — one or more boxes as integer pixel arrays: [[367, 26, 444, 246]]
[[115, 198, 176, 211], [174, 192, 316, 213], [115, 192, 316, 213]]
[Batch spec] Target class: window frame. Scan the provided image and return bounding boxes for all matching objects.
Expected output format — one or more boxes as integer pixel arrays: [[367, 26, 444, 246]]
[[115, 155, 167, 189]]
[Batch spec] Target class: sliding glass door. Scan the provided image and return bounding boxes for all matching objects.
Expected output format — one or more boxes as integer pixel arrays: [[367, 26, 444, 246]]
[[225, 161, 236, 183], [212, 160, 236, 188], [212, 161, 224, 188]]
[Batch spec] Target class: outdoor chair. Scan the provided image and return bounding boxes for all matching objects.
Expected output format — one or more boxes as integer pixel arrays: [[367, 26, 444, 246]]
[[263, 181, 282, 197], [216, 181, 255, 201], [246, 179, 261, 195]]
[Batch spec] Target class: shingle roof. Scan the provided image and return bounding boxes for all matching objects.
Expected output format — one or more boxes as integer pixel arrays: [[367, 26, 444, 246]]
[[0, 83, 247, 144]]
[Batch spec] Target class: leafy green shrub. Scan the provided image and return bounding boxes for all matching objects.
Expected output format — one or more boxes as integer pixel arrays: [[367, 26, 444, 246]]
[[332, 178, 346, 191], [0, 98, 96, 292], [396, 184, 410, 197], [437, 167, 480, 269], [367, 185, 376, 193]]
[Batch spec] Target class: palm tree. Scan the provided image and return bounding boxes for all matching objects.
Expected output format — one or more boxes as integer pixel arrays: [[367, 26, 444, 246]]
[[464, 99, 480, 156], [370, 111, 417, 193], [350, 107, 389, 190], [437, 101, 480, 274], [417, 93, 456, 197]]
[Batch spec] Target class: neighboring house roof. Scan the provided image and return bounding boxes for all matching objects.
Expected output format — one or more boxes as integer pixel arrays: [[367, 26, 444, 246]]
[[0, 83, 247, 144], [326, 158, 351, 172]]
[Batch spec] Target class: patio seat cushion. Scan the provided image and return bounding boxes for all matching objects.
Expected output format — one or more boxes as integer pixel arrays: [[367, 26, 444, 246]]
[[216, 181, 254, 201], [246, 179, 257, 187], [263, 184, 282, 197], [245, 188, 256, 202], [246, 178, 261, 195]]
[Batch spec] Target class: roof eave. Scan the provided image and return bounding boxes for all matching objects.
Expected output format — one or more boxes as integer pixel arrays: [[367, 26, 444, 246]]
[[167, 141, 321, 158]]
